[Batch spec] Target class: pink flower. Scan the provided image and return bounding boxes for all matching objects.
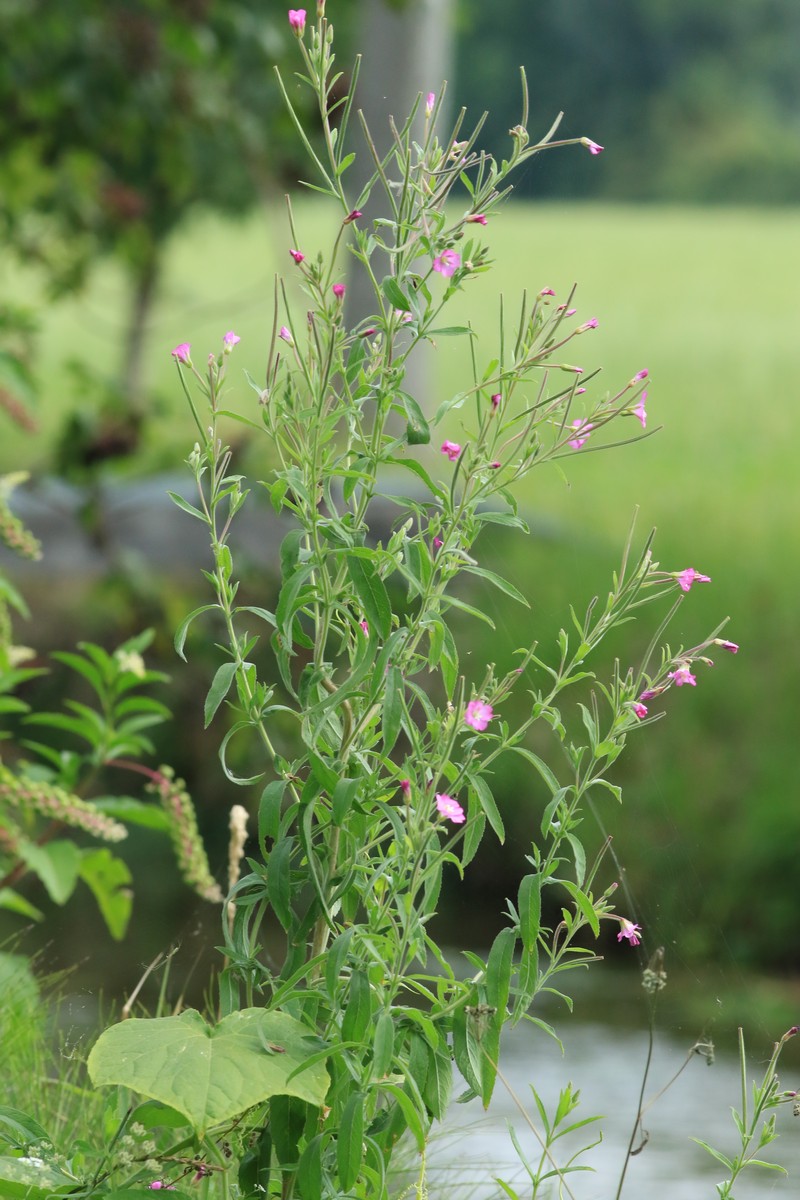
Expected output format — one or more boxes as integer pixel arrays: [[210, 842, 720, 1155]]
[[489, 460, 501, 469], [557, 304, 578, 316], [433, 249, 461, 277], [465, 700, 494, 731], [632, 702, 648, 719], [540, 287, 556, 297], [432, 536, 443, 551], [638, 687, 661, 702], [359, 327, 377, 338], [669, 665, 697, 687], [359, 619, 369, 634], [223, 331, 240, 352], [436, 793, 465, 824], [279, 326, 294, 345], [426, 92, 436, 117], [343, 209, 363, 224], [577, 317, 599, 332], [582, 138, 604, 156], [568, 419, 594, 450], [490, 393, 501, 409], [634, 391, 647, 429], [289, 249, 305, 264], [676, 568, 711, 592], [288, 9, 306, 35], [171, 342, 191, 364], [332, 283, 346, 299], [632, 368, 649, 382], [617, 917, 642, 946], [440, 440, 461, 461], [466, 212, 488, 225], [400, 779, 411, 796], [395, 309, 413, 324], [715, 638, 739, 654]]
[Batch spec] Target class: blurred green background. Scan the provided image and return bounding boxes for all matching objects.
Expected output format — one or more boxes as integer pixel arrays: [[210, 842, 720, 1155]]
[[1, 0, 798, 992]]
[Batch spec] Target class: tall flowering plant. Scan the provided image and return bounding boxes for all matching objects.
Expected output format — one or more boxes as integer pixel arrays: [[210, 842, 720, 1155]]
[[71, 8, 752, 1199]]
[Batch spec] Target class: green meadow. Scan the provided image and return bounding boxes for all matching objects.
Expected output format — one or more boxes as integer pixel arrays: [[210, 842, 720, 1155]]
[[4, 200, 799, 967]]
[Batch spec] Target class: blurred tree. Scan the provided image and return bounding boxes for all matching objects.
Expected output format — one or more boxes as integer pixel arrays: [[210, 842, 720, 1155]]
[[0, 0, 304, 442], [457, 0, 800, 203]]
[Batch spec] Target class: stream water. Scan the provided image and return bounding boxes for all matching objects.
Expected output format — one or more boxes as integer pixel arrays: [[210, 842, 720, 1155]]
[[421, 1020, 800, 1199]]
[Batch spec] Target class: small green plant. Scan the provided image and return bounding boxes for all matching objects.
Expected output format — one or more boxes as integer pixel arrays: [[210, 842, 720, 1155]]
[[695, 1025, 799, 1197], [0, 485, 220, 933]]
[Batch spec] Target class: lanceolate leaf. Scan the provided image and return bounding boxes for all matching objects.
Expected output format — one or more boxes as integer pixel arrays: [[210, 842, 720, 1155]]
[[87, 1009, 329, 1134], [346, 555, 391, 639], [204, 661, 238, 727]]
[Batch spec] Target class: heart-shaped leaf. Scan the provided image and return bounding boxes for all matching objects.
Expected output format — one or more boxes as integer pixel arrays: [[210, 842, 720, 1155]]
[[87, 1008, 329, 1133]]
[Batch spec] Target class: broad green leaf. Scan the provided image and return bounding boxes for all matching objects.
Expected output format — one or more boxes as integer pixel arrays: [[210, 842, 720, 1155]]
[[0, 1107, 52, 1150], [16, 839, 81, 906], [0, 888, 43, 921], [78, 849, 133, 941], [204, 661, 238, 728], [0, 1157, 77, 1199], [337, 1092, 364, 1189], [346, 555, 391, 639], [87, 1009, 329, 1134]]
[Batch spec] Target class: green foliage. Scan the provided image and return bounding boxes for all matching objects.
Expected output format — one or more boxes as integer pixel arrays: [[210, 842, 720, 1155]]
[[0, 0, 304, 295], [0, 628, 219, 934], [458, 0, 800, 203], [88, 1009, 330, 1134]]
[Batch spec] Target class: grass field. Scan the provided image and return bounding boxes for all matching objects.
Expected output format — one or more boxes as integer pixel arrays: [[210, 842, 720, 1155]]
[[3, 199, 800, 968]]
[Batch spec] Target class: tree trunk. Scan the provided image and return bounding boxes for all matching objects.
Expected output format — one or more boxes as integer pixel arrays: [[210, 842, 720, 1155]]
[[122, 242, 161, 414], [346, 0, 456, 407]]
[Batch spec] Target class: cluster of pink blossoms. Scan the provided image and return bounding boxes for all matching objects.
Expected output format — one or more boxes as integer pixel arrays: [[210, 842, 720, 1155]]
[[171, 331, 240, 364], [629, 570, 738, 718]]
